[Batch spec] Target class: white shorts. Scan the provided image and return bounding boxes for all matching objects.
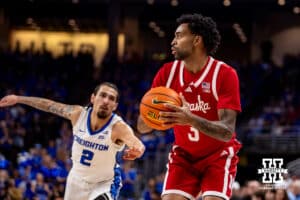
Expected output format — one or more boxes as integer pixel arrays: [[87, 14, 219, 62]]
[[64, 170, 122, 200]]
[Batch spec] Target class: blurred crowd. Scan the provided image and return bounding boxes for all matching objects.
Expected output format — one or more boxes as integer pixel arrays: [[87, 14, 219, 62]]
[[236, 54, 300, 136], [230, 179, 300, 200], [0, 44, 300, 199]]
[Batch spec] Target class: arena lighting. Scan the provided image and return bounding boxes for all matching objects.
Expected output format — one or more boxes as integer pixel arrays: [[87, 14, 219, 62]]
[[154, 26, 160, 33], [148, 21, 165, 38], [72, 0, 79, 4], [293, 6, 300, 14], [10, 30, 125, 66], [68, 19, 76, 27], [149, 21, 156, 29], [26, 18, 40, 30], [232, 23, 240, 30], [170, 0, 179, 7], [158, 31, 165, 37], [232, 23, 247, 43], [147, 0, 155, 5], [278, 0, 285, 6], [236, 28, 243, 36], [223, 0, 231, 7], [240, 35, 247, 43], [26, 17, 33, 25]]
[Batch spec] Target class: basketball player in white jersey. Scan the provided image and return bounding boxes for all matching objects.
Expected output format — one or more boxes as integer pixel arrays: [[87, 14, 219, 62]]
[[0, 82, 145, 200]]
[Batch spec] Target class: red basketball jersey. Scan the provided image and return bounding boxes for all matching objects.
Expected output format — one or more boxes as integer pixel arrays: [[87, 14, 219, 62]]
[[152, 56, 241, 158]]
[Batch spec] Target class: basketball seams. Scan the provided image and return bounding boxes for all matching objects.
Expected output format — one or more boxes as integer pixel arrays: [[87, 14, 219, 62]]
[[140, 102, 169, 112], [144, 92, 181, 106]]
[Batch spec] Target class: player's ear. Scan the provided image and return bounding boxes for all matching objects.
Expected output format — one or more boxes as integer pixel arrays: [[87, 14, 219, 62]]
[[193, 35, 202, 46], [112, 102, 118, 111], [90, 93, 95, 104]]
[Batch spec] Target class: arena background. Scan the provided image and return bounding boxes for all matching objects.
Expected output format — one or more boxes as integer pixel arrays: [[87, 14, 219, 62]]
[[0, 0, 300, 199]]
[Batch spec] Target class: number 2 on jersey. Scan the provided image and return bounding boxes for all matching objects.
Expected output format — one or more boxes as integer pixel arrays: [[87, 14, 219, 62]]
[[80, 149, 94, 166], [188, 127, 200, 142]]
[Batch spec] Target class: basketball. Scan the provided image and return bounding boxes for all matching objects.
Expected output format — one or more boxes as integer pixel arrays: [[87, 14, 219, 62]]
[[140, 87, 182, 130]]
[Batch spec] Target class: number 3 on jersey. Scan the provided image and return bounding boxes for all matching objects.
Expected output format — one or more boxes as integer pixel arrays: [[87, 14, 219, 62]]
[[80, 149, 94, 166], [188, 127, 200, 142]]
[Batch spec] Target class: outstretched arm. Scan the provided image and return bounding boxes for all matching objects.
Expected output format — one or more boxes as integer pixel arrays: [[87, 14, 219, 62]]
[[112, 121, 145, 160], [0, 95, 83, 125]]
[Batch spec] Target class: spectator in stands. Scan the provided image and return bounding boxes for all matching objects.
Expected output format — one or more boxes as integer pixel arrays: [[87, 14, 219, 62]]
[[119, 161, 138, 199], [142, 178, 161, 200], [264, 189, 276, 200], [243, 180, 262, 200], [275, 188, 289, 200], [0, 169, 9, 199], [231, 181, 242, 200], [30, 172, 50, 200], [7, 178, 22, 200], [252, 190, 265, 200], [287, 180, 300, 200]]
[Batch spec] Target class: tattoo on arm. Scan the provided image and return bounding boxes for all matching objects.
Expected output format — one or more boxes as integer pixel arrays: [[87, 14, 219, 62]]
[[48, 104, 74, 118], [19, 96, 74, 119], [190, 109, 236, 142]]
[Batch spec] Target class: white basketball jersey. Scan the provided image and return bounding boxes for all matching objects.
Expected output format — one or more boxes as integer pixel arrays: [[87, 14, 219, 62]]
[[70, 107, 125, 183]]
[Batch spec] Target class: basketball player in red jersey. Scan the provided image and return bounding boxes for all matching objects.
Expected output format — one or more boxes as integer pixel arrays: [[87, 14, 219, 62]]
[[137, 13, 242, 200]]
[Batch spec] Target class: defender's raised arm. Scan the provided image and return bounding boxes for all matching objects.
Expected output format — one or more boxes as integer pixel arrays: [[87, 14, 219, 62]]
[[0, 94, 82, 125]]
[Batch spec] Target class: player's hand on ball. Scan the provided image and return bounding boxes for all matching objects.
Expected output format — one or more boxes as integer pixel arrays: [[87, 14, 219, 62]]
[[123, 147, 144, 160], [159, 93, 191, 126]]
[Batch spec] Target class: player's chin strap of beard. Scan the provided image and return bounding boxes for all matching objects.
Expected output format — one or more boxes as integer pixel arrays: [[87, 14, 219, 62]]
[[94, 193, 110, 200]]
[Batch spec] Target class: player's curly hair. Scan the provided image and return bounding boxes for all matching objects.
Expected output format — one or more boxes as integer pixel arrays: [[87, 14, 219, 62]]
[[177, 13, 221, 55]]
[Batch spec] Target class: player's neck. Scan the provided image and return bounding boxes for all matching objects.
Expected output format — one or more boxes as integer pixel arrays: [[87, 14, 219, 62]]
[[90, 112, 111, 131], [184, 54, 208, 74]]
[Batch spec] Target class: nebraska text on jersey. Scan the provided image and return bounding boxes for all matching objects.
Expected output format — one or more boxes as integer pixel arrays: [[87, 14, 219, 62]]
[[188, 95, 211, 113]]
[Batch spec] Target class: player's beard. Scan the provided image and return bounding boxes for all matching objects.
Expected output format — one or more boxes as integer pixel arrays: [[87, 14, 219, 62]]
[[97, 110, 109, 119], [174, 50, 190, 60]]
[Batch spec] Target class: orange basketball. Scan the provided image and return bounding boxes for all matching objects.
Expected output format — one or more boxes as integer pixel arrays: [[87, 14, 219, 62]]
[[140, 87, 182, 130]]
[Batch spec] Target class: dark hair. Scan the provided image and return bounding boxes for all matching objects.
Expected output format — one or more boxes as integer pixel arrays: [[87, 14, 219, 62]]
[[93, 82, 119, 102], [176, 13, 221, 55]]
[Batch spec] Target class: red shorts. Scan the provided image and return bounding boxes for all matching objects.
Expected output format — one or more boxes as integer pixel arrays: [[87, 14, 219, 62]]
[[162, 140, 241, 200]]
